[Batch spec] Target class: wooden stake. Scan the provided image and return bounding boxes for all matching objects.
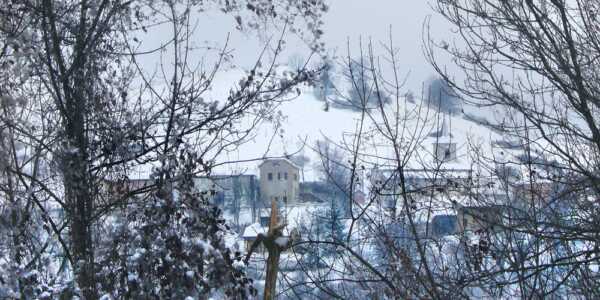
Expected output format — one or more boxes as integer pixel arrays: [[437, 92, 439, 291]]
[[263, 199, 282, 300]]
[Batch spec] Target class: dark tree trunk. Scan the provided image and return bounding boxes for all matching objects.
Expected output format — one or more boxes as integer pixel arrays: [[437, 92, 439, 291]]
[[63, 99, 96, 299]]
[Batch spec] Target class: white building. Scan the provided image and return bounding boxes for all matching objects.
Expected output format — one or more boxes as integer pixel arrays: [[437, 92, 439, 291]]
[[258, 158, 300, 206]]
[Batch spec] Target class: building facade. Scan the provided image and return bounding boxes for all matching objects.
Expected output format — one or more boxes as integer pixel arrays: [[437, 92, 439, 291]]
[[258, 159, 300, 206]]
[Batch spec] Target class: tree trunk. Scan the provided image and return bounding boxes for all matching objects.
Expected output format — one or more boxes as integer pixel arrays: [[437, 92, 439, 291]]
[[63, 56, 95, 299], [263, 245, 281, 300], [63, 114, 96, 299], [263, 199, 282, 300]]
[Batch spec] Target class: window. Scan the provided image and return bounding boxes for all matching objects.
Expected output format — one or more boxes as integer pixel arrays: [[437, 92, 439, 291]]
[[294, 174, 298, 181], [434, 142, 457, 162], [284, 172, 288, 180], [260, 216, 270, 226], [283, 196, 287, 203], [278, 172, 281, 180], [268, 173, 273, 181]]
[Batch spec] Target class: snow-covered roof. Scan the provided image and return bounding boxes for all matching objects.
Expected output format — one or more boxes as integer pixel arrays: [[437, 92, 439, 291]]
[[280, 203, 328, 233], [242, 222, 267, 239], [258, 158, 300, 170], [243, 203, 328, 238]]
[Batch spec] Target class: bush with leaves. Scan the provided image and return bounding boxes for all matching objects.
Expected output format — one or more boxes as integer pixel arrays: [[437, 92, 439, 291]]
[[97, 150, 254, 298]]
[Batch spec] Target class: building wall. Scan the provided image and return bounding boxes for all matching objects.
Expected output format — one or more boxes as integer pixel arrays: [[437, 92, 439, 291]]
[[512, 181, 555, 208], [259, 159, 300, 206], [457, 206, 503, 233], [433, 142, 457, 162]]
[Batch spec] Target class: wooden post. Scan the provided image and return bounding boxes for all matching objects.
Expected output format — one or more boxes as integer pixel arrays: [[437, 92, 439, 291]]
[[244, 198, 296, 300], [263, 199, 281, 300]]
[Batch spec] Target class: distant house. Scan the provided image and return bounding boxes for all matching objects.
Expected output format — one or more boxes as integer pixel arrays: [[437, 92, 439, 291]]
[[299, 181, 358, 217], [110, 158, 351, 235], [189, 158, 345, 232], [259, 158, 300, 206], [431, 214, 458, 236], [299, 181, 330, 203], [242, 222, 267, 252], [456, 205, 504, 233], [370, 168, 474, 214], [241, 205, 313, 254], [512, 181, 556, 208], [106, 157, 355, 240], [433, 142, 458, 163]]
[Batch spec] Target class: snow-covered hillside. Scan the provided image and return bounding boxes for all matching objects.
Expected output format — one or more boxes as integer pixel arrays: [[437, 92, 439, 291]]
[[209, 70, 528, 184]]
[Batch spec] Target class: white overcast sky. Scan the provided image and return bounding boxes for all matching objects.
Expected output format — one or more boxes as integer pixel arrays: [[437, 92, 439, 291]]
[[137, 0, 456, 93], [269, 0, 455, 91], [319, 0, 453, 90]]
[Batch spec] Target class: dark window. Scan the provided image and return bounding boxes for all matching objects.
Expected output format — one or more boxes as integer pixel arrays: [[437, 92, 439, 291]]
[[268, 173, 273, 181], [260, 216, 270, 226], [284, 172, 288, 180], [283, 196, 287, 203], [278, 172, 281, 180], [434, 142, 457, 162], [444, 149, 451, 159]]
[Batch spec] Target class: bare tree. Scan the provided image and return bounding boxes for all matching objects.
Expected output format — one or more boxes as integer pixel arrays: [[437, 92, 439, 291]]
[[424, 0, 600, 297], [276, 25, 596, 298], [266, 37, 468, 299], [0, 0, 328, 298]]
